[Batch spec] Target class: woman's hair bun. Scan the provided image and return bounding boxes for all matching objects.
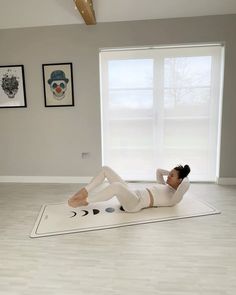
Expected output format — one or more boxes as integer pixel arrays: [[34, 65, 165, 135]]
[[174, 164, 191, 179], [183, 165, 191, 176]]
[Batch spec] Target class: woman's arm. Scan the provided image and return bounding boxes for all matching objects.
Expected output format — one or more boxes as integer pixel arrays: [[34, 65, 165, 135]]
[[171, 177, 190, 205], [156, 169, 169, 184]]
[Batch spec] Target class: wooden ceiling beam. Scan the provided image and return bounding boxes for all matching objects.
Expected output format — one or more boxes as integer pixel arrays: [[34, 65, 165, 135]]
[[75, 0, 96, 25]]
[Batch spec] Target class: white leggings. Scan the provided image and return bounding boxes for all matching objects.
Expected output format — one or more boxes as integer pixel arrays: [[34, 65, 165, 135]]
[[85, 166, 149, 212]]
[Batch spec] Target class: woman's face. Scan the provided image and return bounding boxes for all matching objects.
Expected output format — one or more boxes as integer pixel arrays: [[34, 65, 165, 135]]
[[166, 169, 182, 189]]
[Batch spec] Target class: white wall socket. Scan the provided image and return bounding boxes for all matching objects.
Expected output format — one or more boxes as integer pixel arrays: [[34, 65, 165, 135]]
[[81, 152, 90, 159]]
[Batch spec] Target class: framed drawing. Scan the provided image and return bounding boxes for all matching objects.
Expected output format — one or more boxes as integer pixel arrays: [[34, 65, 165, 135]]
[[0, 65, 27, 108], [42, 63, 74, 107]]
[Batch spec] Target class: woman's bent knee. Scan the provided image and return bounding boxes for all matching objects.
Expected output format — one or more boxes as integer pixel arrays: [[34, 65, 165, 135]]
[[102, 165, 112, 174]]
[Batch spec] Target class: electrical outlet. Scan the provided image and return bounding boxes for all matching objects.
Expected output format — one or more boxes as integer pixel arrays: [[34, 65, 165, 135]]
[[81, 152, 90, 159]]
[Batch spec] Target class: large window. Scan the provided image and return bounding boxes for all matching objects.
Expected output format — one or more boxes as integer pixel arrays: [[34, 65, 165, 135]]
[[100, 45, 224, 181]]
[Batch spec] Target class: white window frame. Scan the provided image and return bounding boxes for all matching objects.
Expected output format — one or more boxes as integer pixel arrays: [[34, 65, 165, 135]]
[[99, 44, 224, 181]]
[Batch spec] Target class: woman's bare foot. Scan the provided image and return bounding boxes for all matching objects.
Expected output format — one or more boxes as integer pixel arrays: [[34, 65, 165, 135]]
[[68, 188, 88, 208], [68, 197, 88, 208]]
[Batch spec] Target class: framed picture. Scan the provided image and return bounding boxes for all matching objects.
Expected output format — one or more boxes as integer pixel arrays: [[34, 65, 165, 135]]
[[0, 65, 27, 108], [42, 63, 74, 107]]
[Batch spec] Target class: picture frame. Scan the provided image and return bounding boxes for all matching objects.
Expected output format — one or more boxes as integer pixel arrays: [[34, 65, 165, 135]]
[[0, 65, 27, 108], [42, 63, 74, 107]]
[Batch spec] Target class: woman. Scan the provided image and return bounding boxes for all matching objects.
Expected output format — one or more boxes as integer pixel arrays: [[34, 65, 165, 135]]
[[68, 165, 190, 212]]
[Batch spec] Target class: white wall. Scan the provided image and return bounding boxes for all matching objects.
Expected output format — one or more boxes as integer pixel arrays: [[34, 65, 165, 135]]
[[0, 15, 236, 182]]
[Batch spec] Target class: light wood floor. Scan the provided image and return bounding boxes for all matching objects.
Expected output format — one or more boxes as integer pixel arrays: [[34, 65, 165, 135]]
[[0, 182, 235, 295]]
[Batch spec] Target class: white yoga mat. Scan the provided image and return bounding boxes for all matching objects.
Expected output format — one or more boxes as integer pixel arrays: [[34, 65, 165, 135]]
[[30, 195, 220, 238]]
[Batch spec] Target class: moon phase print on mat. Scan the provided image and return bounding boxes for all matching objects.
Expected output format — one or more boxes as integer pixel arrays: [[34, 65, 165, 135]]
[[81, 210, 89, 216], [93, 209, 100, 215], [70, 211, 77, 218], [105, 207, 115, 213], [69, 208, 100, 218], [69, 205, 125, 219]]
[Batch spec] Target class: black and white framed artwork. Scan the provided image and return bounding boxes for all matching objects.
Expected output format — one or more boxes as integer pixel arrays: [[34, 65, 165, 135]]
[[0, 65, 27, 108]]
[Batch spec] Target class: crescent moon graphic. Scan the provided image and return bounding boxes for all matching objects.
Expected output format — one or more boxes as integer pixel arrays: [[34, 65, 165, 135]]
[[81, 210, 89, 216], [70, 211, 77, 218]]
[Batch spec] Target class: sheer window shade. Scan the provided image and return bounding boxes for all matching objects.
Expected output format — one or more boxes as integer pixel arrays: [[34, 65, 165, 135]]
[[100, 45, 224, 181]]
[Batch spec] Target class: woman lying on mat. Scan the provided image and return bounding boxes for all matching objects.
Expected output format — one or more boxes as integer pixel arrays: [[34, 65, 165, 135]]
[[68, 165, 191, 212]]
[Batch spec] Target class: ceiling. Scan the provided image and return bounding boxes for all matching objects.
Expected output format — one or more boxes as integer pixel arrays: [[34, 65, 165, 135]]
[[0, 0, 236, 29]]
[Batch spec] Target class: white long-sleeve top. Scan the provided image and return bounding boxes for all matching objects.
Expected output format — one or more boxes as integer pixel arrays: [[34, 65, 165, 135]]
[[145, 169, 190, 207]]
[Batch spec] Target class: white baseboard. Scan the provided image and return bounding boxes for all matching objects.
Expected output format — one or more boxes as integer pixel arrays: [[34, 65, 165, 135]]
[[217, 178, 236, 185], [0, 176, 92, 184]]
